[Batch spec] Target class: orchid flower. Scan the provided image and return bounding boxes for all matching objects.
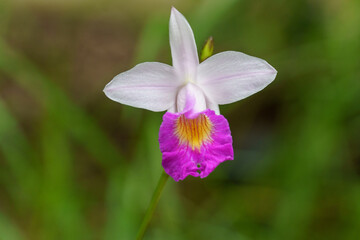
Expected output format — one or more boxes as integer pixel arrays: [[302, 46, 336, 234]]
[[104, 7, 277, 181]]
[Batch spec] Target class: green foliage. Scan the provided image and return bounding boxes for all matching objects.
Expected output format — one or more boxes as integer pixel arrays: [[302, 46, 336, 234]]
[[0, 0, 359, 239]]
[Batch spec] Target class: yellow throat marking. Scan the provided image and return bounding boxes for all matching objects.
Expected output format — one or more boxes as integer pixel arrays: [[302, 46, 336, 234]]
[[175, 114, 213, 151]]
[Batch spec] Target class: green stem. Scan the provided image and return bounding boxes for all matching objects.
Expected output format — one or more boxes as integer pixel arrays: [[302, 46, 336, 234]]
[[136, 171, 169, 240]]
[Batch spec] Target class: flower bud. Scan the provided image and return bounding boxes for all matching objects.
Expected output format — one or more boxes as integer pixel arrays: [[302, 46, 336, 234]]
[[200, 36, 214, 62]]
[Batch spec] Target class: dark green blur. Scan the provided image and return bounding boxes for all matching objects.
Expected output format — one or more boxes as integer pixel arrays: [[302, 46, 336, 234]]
[[0, 0, 359, 239]]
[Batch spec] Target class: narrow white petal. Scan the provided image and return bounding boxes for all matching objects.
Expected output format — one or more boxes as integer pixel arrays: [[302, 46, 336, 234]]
[[167, 105, 176, 113], [169, 7, 199, 81], [197, 51, 277, 105], [206, 100, 220, 115], [104, 62, 180, 112]]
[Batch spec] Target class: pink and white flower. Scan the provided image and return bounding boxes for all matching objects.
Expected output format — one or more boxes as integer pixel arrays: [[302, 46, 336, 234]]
[[104, 7, 277, 181]]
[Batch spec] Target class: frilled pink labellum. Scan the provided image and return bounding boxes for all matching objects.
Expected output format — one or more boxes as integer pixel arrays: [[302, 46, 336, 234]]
[[159, 109, 233, 181]]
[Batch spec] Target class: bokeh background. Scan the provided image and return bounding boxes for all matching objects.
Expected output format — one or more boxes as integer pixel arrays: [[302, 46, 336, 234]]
[[0, 0, 359, 239]]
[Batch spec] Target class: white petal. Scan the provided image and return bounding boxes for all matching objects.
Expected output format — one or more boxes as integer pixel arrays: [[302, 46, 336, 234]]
[[206, 100, 220, 115], [104, 62, 181, 112], [169, 7, 199, 81], [167, 105, 176, 113], [176, 83, 206, 114], [197, 51, 277, 105]]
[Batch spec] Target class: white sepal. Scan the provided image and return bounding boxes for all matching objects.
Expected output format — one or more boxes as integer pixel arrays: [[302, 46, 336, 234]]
[[169, 7, 199, 82], [104, 62, 181, 112], [197, 51, 277, 105]]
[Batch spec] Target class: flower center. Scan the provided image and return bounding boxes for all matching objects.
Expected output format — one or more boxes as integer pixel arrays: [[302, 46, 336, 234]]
[[176, 83, 207, 113], [175, 114, 213, 151], [185, 76, 195, 84]]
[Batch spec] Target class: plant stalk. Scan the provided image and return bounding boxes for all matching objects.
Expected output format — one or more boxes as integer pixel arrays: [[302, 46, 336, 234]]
[[136, 171, 169, 240]]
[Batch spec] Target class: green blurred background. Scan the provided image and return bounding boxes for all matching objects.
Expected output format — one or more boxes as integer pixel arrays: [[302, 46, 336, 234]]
[[0, 0, 359, 239]]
